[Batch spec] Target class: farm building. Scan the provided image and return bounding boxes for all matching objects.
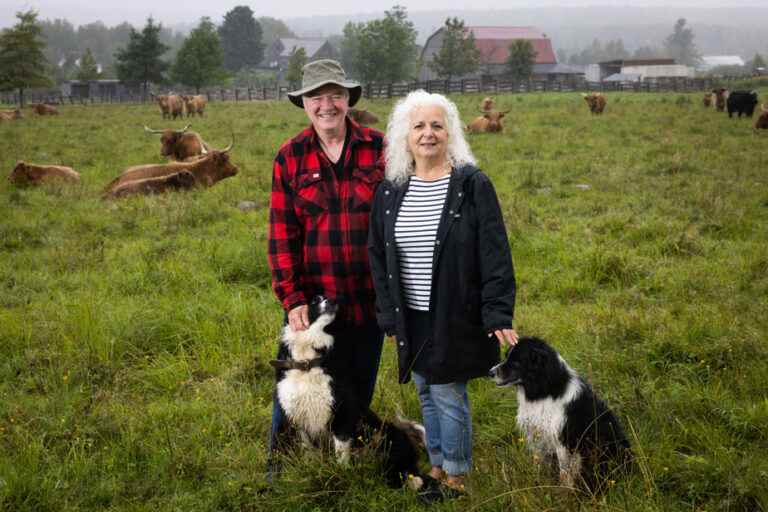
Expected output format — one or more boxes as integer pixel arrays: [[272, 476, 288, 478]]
[[263, 38, 339, 71], [594, 59, 694, 82], [419, 26, 584, 81], [60, 79, 137, 100], [697, 55, 746, 72]]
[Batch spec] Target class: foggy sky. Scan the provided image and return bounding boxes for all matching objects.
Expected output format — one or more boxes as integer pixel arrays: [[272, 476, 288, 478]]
[[2, 0, 765, 31]]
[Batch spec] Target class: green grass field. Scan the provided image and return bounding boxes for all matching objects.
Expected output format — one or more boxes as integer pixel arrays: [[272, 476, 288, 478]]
[[1, 90, 767, 511]]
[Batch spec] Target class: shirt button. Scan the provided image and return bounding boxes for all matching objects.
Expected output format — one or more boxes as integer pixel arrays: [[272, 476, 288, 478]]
[[399, 342, 404, 347], [386, 242, 390, 246], [385, 209, 390, 215], [435, 240, 440, 245], [385, 190, 390, 195], [395, 307, 399, 312], [388, 274, 393, 279], [449, 210, 454, 214], [458, 192, 463, 197]]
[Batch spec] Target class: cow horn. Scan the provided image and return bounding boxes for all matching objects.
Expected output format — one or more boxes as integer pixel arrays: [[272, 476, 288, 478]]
[[222, 132, 235, 153], [176, 124, 191, 134], [144, 125, 164, 134]]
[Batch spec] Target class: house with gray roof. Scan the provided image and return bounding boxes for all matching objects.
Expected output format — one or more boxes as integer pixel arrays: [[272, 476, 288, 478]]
[[263, 38, 339, 71]]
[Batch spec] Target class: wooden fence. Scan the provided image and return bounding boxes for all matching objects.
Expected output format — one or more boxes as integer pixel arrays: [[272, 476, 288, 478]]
[[0, 76, 751, 107]]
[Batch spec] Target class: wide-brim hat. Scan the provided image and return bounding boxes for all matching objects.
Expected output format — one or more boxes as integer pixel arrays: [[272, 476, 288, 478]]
[[287, 59, 362, 108]]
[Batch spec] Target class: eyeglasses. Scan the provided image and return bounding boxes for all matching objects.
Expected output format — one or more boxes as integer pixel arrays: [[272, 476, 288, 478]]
[[305, 92, 347, 105]]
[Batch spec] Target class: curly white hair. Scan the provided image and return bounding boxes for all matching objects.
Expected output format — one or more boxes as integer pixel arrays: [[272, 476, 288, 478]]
[[384, 90, 476, 185]]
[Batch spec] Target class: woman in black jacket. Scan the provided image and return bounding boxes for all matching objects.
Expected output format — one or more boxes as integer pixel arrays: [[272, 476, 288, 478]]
[[368, 90, 517, 500]]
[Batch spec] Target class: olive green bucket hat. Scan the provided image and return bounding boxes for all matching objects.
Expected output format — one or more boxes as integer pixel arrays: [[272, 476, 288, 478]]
[[287, 59, 362, 108]]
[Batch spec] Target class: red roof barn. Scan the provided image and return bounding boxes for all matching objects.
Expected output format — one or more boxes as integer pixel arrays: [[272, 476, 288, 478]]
[[419, 25, 580, 81]]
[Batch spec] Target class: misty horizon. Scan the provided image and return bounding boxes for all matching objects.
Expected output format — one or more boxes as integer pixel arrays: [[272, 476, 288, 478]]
[[2, 2, 768, 32]]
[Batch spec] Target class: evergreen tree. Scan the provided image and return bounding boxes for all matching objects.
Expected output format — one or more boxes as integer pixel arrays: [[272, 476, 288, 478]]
[[258, 17, 296, 46], [428, 17, 480, 80], [284, 47, 307, 88], [77, 47, 100, 81], [219, 6, 264, 72], [750, 53, 766, 71], [633, 45, 663, 59], [0, 10, 52, 107], [664, 18, 700, 67], [170, 18, 224, 93], [114, 17, 170, 96], [506, 39, 536, 81], [340, 5, 417, 83]]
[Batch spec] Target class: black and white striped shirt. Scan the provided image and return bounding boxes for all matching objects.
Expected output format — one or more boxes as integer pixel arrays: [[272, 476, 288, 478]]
[[394, 174, 451, 311]]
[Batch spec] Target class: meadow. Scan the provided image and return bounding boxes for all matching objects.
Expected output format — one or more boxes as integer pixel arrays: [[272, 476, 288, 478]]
[[1, 89, 767, 511]]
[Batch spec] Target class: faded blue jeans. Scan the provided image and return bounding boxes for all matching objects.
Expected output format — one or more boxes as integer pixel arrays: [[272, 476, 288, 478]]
[[412, 371, 472, 476]]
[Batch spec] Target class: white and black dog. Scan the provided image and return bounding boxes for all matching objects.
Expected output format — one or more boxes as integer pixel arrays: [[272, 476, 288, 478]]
[[489, 336, 632, 492], [271, 296, 428, 488]]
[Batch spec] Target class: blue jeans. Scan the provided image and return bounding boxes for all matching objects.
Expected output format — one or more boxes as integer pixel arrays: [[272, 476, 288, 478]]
[[412, 372, 472, 476], [267, 321, 384, 453]]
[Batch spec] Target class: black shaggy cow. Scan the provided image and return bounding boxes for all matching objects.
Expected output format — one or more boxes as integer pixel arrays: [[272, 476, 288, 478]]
[[727, 90, 758, 118]]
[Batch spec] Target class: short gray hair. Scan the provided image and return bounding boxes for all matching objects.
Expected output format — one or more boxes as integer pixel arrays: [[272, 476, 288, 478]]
[[385, 90, 476, 185]]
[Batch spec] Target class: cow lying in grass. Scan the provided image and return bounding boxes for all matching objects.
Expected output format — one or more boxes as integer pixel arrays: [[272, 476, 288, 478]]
[[466, 110, 509, 133], [0, 109, 22, 121], [106, 170, 196, 199], [754, 104, 768, 130], [144, 124, 209, 161], [103, 141, 237, 198], [32, 103, 59, 116], [9, 162, 80, 185], [347, 108, 379, 126]]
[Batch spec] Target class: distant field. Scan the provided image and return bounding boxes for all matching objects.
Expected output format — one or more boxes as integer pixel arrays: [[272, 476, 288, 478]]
[[1, 91, 767, 511]]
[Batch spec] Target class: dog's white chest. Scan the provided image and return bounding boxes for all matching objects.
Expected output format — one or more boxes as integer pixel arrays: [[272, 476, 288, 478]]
[[277, 369, 334, 438], [516, 380, 581, 455]]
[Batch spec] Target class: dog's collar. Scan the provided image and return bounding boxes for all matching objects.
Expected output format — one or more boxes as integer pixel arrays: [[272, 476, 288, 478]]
[[269, 357, 325, 372]]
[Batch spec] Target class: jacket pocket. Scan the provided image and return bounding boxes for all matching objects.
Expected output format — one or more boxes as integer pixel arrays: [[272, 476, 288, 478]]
[[351, 166, 382, 212], [295, 171, 329, 215]]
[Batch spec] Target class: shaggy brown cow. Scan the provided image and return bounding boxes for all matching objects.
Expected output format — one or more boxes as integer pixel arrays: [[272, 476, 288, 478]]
[[32, 103, 59, 116], [714, 88, 728, 112], [103, 142, 237, 194], [144, 124, 209, 161], [157, 94, 184, 119], [0, 109, 23, 121], [754, 104, 768, 130], [182, 95, 206, 117], [106, 170, 196, 199], [582, 93, 606, 114], [480, 97, 494, 112], [466, 111, 509, 133], [8, 162, 80, 185], [703, 92, 713, 108], [347, 108, 379, 126]]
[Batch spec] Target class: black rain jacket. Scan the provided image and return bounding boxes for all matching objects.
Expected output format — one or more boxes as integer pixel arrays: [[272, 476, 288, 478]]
[[367, 165, 516, 384]]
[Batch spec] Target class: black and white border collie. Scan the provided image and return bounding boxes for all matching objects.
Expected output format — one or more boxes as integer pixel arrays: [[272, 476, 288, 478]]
[[273, 296, 427, 488], [489, 337, 632, 492]]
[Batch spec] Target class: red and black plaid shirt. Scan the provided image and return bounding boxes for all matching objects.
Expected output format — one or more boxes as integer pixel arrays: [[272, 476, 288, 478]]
[[268, 119, 385, 325]]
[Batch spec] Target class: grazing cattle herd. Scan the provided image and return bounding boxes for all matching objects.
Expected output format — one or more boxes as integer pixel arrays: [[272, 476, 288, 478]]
[[2, 86, 766, 196]]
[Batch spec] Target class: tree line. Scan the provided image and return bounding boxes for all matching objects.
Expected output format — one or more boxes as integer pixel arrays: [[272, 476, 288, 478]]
[[2, 7, 766, 107]]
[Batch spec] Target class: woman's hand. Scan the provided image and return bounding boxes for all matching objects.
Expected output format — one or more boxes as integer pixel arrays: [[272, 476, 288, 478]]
[[492, 328, 519, 347]]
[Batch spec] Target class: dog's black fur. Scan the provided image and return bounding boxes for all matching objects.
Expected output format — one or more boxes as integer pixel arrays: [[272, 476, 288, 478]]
[[273, 296, 425, 488], [489, 336, 632, 492]]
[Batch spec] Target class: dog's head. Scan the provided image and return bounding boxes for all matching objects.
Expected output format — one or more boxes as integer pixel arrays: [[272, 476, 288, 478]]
[[307, 295, 337, 325], [282, 296, 338, 354], [489, 336, 570, 400]]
